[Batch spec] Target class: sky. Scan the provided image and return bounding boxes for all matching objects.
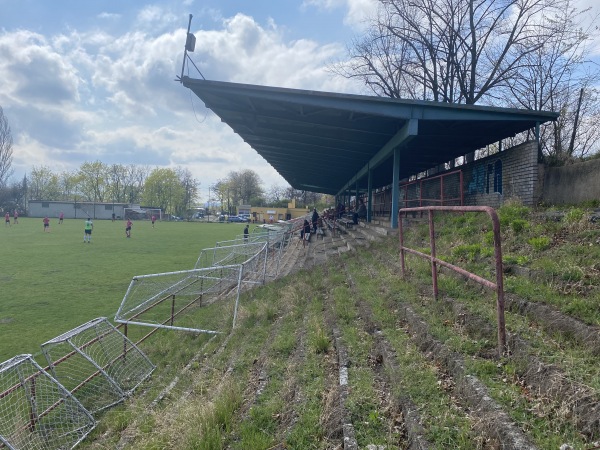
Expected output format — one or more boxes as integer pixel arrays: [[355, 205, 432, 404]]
[[1, 0, 599, 201]]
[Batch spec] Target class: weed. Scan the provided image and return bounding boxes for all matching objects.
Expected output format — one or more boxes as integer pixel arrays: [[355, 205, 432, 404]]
[[483, 230, 495, 245], [510, 219, 529, 233], [564, 208, 584, 224], [451, 243, 482, 261], [528, 236, 550, 251], [504, 254, 530, 265], [311, 325, 330, 354], [561, 264, 584, 282], [498, 199, 529, 227]]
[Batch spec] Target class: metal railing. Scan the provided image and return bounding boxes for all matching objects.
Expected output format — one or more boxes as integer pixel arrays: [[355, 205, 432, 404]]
[[398, 206, 506, 355]]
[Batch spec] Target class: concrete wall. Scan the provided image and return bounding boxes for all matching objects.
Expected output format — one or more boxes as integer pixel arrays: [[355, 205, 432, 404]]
[[540, 158, 600, 205], [463, 141, 538, 207], [28, 201, 127, 220]]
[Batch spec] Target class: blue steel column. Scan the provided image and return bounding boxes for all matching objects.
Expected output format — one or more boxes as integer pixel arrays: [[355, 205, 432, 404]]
[[391, 147, 400, 228], [535, 121, 542, 162], [367, 164, 372, 223]]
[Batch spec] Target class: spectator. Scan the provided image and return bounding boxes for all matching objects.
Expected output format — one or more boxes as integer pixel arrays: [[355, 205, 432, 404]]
[[354, 199, 367, 224], [311, 208, 319, 232], [244, 224, 249, 242], [300, 219, 311, 248]]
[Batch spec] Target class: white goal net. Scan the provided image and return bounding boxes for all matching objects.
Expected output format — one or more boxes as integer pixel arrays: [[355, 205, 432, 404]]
[[40, 318, 155, 414], [0, 354, 95, 450]]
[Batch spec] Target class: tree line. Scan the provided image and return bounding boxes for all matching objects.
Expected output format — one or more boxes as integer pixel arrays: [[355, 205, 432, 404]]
[[2, 164, 332, 217]]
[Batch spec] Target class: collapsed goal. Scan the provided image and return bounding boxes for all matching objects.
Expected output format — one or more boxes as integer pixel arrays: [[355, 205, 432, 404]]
[[41, 317, 155, 414], [0, 354, 95, 450]]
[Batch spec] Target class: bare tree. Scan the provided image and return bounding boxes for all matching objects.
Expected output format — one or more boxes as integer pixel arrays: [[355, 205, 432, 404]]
[[0, 106, 14, 188], [333, 0, 599, 162], [336, 0, 568, 105], [502, 1, 600, 162], [124, 164, 149, 204], [176, 167, 199, 213], [223, 169, 265, 208], [266, 184, 289, 205]]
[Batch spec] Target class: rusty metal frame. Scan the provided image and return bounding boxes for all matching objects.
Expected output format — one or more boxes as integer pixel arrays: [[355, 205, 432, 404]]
[[398, 206, 506, 355], [401, 169, 464, 208]]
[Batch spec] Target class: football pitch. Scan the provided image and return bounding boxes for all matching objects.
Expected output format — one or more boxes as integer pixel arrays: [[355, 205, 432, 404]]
[[0, 217, 246, 362]]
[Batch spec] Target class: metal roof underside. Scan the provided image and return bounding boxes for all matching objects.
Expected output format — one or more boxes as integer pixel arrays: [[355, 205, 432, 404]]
[[182, 77, 559, 196]]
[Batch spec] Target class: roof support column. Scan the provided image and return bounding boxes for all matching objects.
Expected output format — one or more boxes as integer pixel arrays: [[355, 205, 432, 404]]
[[391, 147, 400, 229], [367, 165, 372, 223], [535, 121, 542, 162]]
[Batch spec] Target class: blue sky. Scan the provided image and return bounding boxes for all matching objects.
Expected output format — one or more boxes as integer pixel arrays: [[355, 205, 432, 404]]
[[1, 0, 598, 200]]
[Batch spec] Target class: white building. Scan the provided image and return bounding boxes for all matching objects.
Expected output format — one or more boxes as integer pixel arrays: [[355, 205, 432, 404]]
[[28, 201, 129, 220]]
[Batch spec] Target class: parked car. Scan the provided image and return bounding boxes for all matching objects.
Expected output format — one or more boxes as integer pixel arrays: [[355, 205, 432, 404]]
[[228, 215, 246, 223]]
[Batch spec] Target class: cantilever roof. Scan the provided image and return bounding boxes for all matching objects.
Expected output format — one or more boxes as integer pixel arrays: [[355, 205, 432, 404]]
[[182, 77, 558, 196]]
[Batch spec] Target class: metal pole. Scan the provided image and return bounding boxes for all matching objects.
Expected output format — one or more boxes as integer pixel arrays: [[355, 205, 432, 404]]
[[367, 163, 372, 223], [170, 295, 176, 326], [429, 210, 438, 300], [179, 14, 193, 82], [399, 211, 406, 276], [391, 147, 400, 228]]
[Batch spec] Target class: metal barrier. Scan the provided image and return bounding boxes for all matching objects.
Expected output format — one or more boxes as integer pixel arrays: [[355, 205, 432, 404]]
[[398, 206, 506, 355], [401, 169, 464, 207]]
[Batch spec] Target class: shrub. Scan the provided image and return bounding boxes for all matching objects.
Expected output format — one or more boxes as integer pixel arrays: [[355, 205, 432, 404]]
[[498, 200, 529, 227], [561, 265, 584, 282], [510, 219, 529, 234], [564, 208, 584, 224], [483, 231, 495, 245], [528, 236, 550, 251], [504, 255, 530, 265]]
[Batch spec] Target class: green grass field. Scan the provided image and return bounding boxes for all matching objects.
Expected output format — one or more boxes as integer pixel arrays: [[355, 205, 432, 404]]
[[0, 217, 246, 362]]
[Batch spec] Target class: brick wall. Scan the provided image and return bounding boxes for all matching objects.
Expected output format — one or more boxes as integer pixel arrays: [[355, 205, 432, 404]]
[[463, 141, 538, 207]]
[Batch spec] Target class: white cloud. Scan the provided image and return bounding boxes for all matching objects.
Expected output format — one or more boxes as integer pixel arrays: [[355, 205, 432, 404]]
[[98, 12, 121, 21], [0, 30, 81, 107], [302, 0, 377, 30], [1, 5, 362, 191], [192, 13, 353, 92]]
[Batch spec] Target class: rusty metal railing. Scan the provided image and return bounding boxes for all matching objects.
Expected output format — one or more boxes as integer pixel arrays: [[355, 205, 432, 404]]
[[398, 206, 506, 355]]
